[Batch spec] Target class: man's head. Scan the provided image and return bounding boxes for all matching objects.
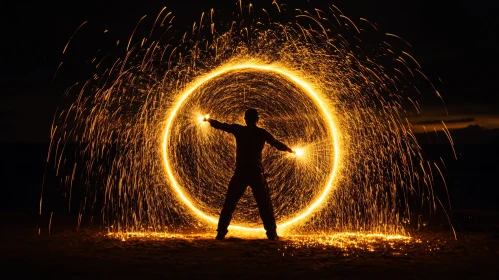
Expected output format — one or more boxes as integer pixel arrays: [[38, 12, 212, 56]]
[[244, 108, 259, 126]]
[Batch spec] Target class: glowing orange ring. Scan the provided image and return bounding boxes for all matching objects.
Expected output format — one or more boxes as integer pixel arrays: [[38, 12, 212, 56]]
[[162, 61, 341, 232]]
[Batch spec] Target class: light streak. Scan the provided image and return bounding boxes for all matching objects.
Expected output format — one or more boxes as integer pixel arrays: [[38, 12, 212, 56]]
[[62, 20, 88, 54]]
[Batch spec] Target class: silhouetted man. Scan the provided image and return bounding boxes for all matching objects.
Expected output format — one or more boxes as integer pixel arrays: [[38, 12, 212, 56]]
[[203, 108, 295, 240]]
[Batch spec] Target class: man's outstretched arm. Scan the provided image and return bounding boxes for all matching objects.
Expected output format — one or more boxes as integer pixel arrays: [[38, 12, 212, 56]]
[[265, 131, 294, 153], [204, 118, 235, 133]]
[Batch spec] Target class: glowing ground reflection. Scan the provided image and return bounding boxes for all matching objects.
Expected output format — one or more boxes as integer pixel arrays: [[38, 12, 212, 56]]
[[107, 231, 417, 253]]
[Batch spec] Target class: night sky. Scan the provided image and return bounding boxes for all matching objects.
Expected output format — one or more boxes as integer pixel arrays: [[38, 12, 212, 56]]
[[1, 0, 498, 143]]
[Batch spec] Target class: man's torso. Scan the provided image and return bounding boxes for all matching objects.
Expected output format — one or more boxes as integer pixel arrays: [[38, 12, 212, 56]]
[[231, 125, 269, 171]]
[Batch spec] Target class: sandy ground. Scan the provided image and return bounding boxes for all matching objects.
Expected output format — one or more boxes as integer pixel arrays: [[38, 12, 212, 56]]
[[1, 214, 499, 279]]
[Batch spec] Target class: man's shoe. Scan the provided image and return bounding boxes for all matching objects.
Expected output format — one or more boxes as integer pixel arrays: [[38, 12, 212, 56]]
[[266, 231, 279, 241], [267, 235, 279, 241], [215, 233, 226, 240]]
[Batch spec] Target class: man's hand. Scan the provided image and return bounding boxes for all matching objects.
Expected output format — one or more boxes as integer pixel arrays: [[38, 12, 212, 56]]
[[290, 147, 304, 157]]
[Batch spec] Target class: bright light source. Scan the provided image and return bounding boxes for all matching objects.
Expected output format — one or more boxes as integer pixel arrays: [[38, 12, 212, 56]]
[[293, 148, 304, 157], [198, 114, 210, 123]]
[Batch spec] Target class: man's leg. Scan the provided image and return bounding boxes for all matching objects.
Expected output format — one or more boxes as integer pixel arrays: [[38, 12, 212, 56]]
[[249, 172, 278, 239], [217, 171, 247, 238]]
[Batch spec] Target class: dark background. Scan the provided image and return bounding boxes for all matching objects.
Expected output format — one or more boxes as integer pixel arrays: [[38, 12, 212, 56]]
[[1, 0, 498, 231]]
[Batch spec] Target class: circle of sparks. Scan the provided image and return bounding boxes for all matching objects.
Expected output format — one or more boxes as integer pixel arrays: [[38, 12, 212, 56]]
[[162, 61, 341, 232]]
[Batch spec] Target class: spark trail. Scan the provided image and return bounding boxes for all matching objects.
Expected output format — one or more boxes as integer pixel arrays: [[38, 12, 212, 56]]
[[45, 2, 443, 238]]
